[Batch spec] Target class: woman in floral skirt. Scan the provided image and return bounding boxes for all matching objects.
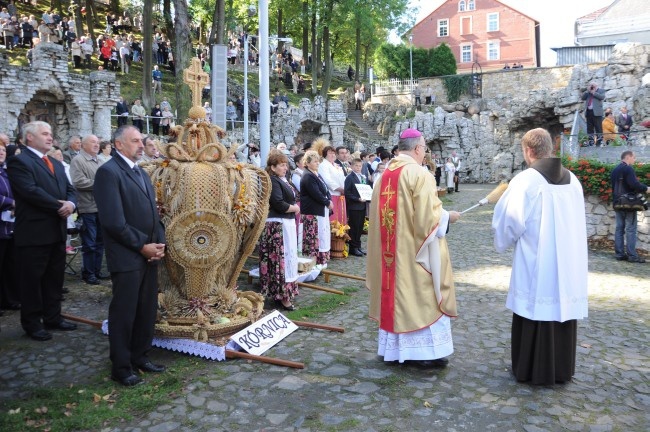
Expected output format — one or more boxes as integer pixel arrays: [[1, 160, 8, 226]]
[[300, 150, 333, 266], [259, 151, 301, 310]]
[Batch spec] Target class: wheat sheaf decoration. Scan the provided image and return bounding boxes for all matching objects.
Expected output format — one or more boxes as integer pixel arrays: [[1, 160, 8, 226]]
[[140, 107, 271, 342]]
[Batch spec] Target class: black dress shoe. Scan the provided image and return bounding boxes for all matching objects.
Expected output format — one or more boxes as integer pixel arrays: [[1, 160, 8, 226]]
[[1, 302, 21, 310], [44, 320, 77, 331], [350, 249, 364, 257], [111, 374, 144, 386], [358, 249, 367, 255], [615, 255, 628, 261], [96, 272, 111, 280], [133, 361, 166, 373], [27, 329, 53, 341], [411, 358, 449, 368], [61, 287, 69, 293], [628, 257, 646, 263], [83, 276, 100, 285]]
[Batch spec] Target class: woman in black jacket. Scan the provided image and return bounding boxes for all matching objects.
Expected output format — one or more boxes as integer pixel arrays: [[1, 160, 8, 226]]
[[299, 150, 333, 266], [259, 151, 301, 310], [150, 104, 162, 135]]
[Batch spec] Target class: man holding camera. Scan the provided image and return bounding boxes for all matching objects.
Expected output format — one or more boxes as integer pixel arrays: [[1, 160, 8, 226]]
[[581, 81, 606, 146], [611, 150, 649, 263]]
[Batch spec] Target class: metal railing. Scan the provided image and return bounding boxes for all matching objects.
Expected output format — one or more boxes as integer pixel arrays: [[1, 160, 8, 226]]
[[373, 78, 420, 96]]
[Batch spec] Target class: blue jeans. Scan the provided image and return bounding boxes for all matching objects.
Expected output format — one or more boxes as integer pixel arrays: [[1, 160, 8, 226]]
[[614, 210, 638, 259], [80, 213, 105, 279]]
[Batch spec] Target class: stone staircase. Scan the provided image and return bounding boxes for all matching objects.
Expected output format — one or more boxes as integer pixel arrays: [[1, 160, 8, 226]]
[[347, 108, 387, 149]]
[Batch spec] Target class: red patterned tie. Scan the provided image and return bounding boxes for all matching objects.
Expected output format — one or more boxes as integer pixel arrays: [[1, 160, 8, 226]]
[[42, 156, 54, 174]]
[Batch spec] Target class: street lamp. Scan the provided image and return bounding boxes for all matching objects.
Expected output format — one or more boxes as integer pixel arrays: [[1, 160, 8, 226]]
[[409, 34, 413, 86], [243, 5, 257, 147]]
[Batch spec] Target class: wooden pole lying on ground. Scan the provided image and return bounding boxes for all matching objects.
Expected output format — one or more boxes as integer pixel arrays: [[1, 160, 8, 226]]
[[61, 313, 306, 369], [225, 350, 304, 369], [293, 320, 345, 333], [240, 269, 344, 295], [321, 269, 366, 284]]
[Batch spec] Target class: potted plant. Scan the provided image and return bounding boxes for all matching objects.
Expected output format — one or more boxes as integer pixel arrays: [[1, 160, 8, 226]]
[[330, 221, 351, 258]]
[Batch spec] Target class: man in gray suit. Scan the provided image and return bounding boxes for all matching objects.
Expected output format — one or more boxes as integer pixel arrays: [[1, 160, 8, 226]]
[[581, 81, 606, 146], [94, 125, 166, 386]]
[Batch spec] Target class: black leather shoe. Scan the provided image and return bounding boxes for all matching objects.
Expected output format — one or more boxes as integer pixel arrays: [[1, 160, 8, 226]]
[[133, 361, 166, 373], [61, 287, 70, 294], [111, 374, 144, 386], [628, 257, 646, 263], [1, 302, 21, 310], [96, 272, 111, 280], [27, 329, 53, 341], [411, 358, 449, 368], [44, 320, 77, 331], [83, 276, 100, 285], [350, 249, 364, 257], [358, 249, 367, 255], [615, 255, 628, 261]]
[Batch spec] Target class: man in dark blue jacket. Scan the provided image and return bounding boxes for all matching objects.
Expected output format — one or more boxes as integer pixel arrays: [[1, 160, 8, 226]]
[[610, 150, 649, 263]]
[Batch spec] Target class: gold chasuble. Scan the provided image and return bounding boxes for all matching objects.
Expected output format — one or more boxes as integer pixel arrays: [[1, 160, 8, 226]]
[[367, 154, 457, 334]]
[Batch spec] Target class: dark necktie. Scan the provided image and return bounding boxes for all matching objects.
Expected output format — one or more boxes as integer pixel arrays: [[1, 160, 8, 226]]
[[42, 156, 54, 174], [132, 166, 148, 194]]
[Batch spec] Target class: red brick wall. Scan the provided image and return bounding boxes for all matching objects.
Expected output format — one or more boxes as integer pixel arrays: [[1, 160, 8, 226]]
[[411, 0, 538, 72]]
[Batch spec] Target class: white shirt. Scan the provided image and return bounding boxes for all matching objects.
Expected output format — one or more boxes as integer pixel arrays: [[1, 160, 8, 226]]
[[318, 159, 345, 196], [492, 168, 588, 322]]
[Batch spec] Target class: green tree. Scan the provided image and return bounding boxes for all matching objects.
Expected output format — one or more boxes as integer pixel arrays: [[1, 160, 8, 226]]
[[173, 0, 194, 120], [431, 43, 457, 76]]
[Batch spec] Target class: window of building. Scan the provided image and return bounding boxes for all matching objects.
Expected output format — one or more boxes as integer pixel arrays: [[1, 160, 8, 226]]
[[460, 16, 472, 35], [438, 19, 449, 37], [487, 41, 500, 60], [459, 0, 466, 11], [461, 44, 472, 63], [468, 0, 475, 10], [487, 13, 499, 32]]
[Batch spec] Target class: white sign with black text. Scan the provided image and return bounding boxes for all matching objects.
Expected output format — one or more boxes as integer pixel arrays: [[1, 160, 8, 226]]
[[355, 184, 373, 201], [229, 310, 299, 356]]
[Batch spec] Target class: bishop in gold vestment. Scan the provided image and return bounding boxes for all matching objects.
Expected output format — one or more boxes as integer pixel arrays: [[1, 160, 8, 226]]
[[367, 129, 460, 366]]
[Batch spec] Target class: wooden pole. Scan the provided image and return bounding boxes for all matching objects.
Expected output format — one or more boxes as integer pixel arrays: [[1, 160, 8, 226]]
[[240, 269, 344, 295], [61, 313, 306, 369], [293, 320, 345, 333], [225, 349, 304, 369], [322, 269, 366, 283], [297, 281, 344, 295], [62, 313, 102, 329]]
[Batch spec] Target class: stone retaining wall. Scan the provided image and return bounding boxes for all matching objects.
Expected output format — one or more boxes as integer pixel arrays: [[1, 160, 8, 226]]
[[585, 195, 649, 252]]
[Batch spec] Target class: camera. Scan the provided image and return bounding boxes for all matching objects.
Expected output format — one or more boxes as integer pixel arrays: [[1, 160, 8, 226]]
[[590, 85, 595, 91]]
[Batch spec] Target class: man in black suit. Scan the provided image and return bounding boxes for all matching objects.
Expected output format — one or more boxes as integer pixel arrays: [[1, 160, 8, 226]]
[[334, 146, 349, 176], [7, 121, 78, 341], [94, 125, 166, 387], [344, 158, 367, 257], [115, 96, 129, 127], [616, 106, 633, 140]]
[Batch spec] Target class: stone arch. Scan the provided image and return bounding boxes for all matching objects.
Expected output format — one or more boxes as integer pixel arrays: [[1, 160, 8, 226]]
[[13, 74, 86, 141], [295, 119, 326, 148]]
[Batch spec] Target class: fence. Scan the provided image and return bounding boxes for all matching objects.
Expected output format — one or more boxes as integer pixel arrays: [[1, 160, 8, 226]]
[[373, 78, 419, 96]]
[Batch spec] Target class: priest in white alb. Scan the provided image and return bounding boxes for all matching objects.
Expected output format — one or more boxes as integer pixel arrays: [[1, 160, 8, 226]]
[[492, 128, 589, 385], [367, 128, 460, 368]]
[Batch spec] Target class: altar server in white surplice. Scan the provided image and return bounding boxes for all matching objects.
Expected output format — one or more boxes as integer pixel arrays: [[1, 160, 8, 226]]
[[492, 128, 588, 386]]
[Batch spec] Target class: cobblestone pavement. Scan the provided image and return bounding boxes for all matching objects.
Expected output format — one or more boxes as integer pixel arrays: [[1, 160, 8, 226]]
[[0, 184, 648, 431]]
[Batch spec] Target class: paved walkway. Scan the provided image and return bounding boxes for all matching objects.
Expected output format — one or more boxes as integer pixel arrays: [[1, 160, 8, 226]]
[[0, 184, 648, 431]]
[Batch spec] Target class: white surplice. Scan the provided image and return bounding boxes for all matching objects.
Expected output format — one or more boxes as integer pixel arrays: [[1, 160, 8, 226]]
[[492, 169, 588, 322]]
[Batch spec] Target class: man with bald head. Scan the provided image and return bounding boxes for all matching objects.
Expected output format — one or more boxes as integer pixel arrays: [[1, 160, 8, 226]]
[[70, 134, 105, 285]]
